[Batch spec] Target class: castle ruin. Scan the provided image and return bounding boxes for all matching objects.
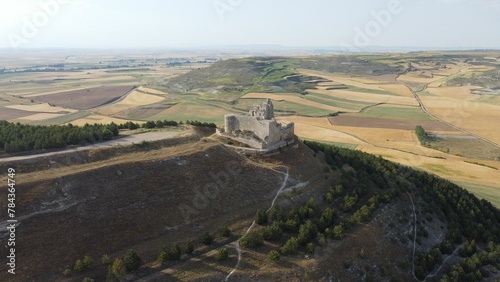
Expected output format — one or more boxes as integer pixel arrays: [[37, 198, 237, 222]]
[[219, 99, 295, 150]]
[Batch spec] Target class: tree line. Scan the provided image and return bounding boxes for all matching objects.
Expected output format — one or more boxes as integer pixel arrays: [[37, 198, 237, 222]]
[[0, 119, 217, 154]]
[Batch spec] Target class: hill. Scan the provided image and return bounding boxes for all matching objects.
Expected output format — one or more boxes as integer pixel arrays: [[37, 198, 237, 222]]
[[0, 128, 498, 281]]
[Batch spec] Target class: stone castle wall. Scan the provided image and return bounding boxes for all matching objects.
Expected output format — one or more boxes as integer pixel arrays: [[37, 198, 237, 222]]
[[224, 114, 294, 149]]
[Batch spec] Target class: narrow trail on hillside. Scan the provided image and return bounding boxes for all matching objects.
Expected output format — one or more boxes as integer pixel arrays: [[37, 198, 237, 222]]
[[222, 146, 289, 282], [407, 191, 464, 281], [407, 192, 419, 281]]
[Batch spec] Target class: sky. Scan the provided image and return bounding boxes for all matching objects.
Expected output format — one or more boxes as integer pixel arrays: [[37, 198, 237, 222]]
[[0, 0, 499, 50]]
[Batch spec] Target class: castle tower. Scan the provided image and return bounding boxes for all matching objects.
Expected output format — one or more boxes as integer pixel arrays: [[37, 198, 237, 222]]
[[264, 99, 274, 120]]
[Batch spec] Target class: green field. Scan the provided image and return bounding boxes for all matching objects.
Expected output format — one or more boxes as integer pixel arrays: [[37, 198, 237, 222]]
[[349, 105, 435, 120], [455, 181, 500, 208]]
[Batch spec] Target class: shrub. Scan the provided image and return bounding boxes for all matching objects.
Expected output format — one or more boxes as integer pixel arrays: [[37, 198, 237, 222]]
[[200, 232, 213, 245], [168, 244, 182, 260], [281, 237, 299, 255], [108, 258, 126, 280], [82, 256, 94, 270], [306, 242, 315, 254], [123, 250, 142, 272], [101, 254, 111, 265], [262, 222, 284, 241], [63, 268, 72, 277], [255, 209, 268, 225], [268, 250, 280, 262], [157, 250, 168, 264], [74, 259, 84, 273], [219, 225, 231, 237], [184, 240, 195, 254], [215, 247, 229, 261], [240, 230, 264, 249], [82, 278, 93, 282]]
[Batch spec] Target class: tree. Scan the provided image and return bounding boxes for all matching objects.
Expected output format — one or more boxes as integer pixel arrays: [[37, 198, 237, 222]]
[[108, 258, 126, 280], [298, 220, 318, 246], [262, 222, 283, 241], [74, 259, 84, 273], [123, 250, 142, 272], [268, 250, 280, 262], [333, 224, 345, 239], [200, 232, 213, 245], [255, 209, 268, 225], [215, 247, 229, 261], [184, 240, 195, 254], [219, 224, 231, 237], [240, 230, 264, 249], [101, 254, 111, 265], [82, 256, 94, 270], [281, 237, 299, 255]]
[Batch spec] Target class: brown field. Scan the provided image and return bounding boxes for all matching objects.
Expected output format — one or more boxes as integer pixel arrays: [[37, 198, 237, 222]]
[[241, 93, 348, 112], [68, 114, 137, 126], [94, 90, 165, 116], [137, 86, 168, 95], [329, 116, 457, 131], [14, 113, 66, 121], [0, 107, 34, 120], [5, 103, 77, 113], [115, 105, 172, 120], [422, 86, 500, 145], [312, 88, 419, 106], [397, 73, 439, 84], [33, 86, 134, 110]]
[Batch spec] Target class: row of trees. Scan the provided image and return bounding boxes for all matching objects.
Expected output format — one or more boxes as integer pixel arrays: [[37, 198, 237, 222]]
[[0, 121, 120, 153], [0, 118, 218, 153]]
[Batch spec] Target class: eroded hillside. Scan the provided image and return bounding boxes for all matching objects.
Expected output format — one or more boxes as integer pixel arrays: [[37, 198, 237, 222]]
[[0, 130, 498, 282]]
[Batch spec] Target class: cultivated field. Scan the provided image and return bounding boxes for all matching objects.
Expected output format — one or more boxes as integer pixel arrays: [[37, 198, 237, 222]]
[[1, 51, 499, 206]]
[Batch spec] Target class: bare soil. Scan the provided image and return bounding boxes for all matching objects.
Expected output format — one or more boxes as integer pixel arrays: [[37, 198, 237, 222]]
[[329, 116, 457, 131], [33, 86, 134, 110]]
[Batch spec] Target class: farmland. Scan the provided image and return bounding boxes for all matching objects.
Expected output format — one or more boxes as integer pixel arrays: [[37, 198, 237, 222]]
[[1, 50, 499, 206]]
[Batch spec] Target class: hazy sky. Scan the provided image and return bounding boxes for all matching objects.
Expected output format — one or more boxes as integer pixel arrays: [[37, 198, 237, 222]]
[[1, 0, 499, 50]]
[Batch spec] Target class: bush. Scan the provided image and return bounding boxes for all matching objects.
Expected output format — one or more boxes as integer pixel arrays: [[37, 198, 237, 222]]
[[63, 268, 72, 277], [82, 256, 94, 270], [169, 244, 182, 260], [298, 220, 318, 246], [123, 250, 142, 272], [255, 209, 268, 225], [82, 278, 94, 282], [281, 237, 299, 255], [219, 225, 231, 237], [108, 258, 126, 280], [306, 243, 315, 254], [74, 259, 84, 273], [184, 240, 195, 254], [262, 222, 284, 241], [215, 247, 229, 261], [101, 254, 111, 265], [157, 250, 168, 264], [268, 250, 280, 262], [240, 230, 264, 249], [200, 232, 213, 245]]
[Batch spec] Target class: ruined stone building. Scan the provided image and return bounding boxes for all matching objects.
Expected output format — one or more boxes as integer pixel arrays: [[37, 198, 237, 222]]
[[221, 99, 295, 150]]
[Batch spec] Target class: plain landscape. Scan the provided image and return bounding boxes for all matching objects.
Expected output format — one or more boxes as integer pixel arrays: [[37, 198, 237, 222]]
[[0, 49, 499, 281]]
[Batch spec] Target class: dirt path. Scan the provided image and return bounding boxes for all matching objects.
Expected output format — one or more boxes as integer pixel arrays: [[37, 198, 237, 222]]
[[407, 192, 419, 281], [0, 131, 179, 163], [224, 149, 290, 281], [398, 73, 500, 149]]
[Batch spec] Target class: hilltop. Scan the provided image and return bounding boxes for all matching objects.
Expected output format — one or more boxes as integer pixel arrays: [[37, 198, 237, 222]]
[[0, 127, 498, 281]]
